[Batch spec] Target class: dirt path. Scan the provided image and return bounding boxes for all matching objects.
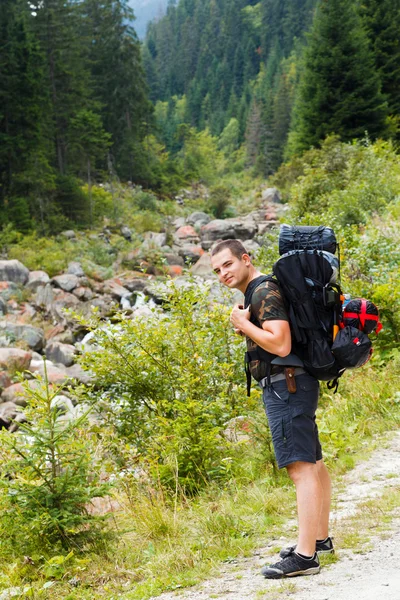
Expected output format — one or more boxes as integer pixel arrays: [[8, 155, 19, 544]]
[[150, 430, 400, 600]]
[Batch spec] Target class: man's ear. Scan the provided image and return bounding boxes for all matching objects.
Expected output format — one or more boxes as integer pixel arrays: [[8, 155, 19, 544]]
[[242, 253, 251, 266]]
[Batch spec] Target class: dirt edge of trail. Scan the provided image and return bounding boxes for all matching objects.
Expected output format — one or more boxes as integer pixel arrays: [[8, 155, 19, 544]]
[[149, 429, 400, 600]]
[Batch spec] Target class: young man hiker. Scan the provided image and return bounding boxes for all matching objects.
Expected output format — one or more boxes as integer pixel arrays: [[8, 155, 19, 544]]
[[211, 239, 334, 579]]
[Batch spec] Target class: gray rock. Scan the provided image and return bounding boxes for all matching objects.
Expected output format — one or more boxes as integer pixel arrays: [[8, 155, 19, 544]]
[[45, 342, 76, 367], [143, 231, 167, 248], [103, 279, 131, 299], [173, 225, 201, 247], [61, 230, 76, 239], [261, 187, 281, 204], [0, 297, 7, 316], [172, 217, 186, 229], [73, 286, 94, 301], [0, 401, 25, 430], [67, 262, 85, 277], [164, 253, 185, 267], [123, 278, 148, 293], [64, 363, 95, 385], [51, 274, 80, 292], [0, 322, 45, 351], [200, 218, 257, 249], [0, 281, 19, 302], [189, 253, 214, 277], [0, 260, 29, 285], [0, 348, 32, 371], [187, 211, 211, 227], [175, 244, 204, 264], [1, 380, 42, 406], [35, 283, 54, 310], [120, 225, 132, 241], [26, 270, 50, 291], [29, 361, 69, 384], [51, 291, 80, 321], [242, 239, 261, 255]]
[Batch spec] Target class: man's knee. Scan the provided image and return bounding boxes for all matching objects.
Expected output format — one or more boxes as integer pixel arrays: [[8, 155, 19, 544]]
[[286, 461, 317, 484]]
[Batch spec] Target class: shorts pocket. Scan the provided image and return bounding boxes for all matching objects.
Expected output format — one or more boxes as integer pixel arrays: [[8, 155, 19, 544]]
[[269, 413, 293, 463]]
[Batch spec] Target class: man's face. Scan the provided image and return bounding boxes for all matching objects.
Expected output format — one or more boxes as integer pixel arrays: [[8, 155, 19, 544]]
[[211, 248, 250, 289]]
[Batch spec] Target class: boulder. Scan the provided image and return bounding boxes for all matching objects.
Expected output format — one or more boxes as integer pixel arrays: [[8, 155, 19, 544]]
[[143, 231, 167, 247], [0, 322, 45, 351], [73, 286, 94, 301], [0, 371, 12, 391], [0, 349, 33, 372], [67, 262, 85, 277], [0, 260, 29, 285], [1, 380, 42, 406], [163, 253, 185, 267], [224, 217, 258, 240], [175, 245, 204, 264], [242, 239, 261, 255], [187, 211, 211, 228], [0, 298, 6, 316], [51, 290, 81, 321], [173, 225, 201, 247], [61, 230, 76, 239], [257, 221, 280, 237], [0, 281, 19, 301], [120, 225, 132, 241], [64, 363, 95, 385], [200, 218, 258, 249], [0, 401, 25, 430], [45, 342, 76, 367], [123, 278, 148, 293], [261, 187, 281, 204], [51, 274, 80, 292], [26, 270, 50, 291], [103, 278, 131, 299], [167, 265, 184, 278], [35, 283, 54, 310], [200, 220, 235, 249], [172, 217, 186, 229], [189, 253, 214, 277], [29, 362, 69, 385], [223, 416, 253, 443]]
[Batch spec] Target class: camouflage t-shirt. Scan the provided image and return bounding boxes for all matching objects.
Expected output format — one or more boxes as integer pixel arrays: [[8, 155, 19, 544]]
[[246, 279, 289, 381]]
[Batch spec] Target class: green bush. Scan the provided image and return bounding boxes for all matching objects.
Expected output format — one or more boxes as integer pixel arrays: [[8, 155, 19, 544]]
[[75, 280, 260, 493], [0, 371, 112, 557]]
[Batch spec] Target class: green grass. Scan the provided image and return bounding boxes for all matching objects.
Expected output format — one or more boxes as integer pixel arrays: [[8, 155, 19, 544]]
[[0, 365, 396, 600]]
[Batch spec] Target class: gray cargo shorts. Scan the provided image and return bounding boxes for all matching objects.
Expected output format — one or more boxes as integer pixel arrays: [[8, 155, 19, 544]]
[[261, 372, 322, 469]]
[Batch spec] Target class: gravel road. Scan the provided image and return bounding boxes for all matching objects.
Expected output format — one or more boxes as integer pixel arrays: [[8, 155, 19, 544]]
[[150, 430, 400, 600]]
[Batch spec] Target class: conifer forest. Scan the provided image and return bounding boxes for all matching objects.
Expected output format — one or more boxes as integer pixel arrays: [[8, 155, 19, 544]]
[[1, 0, 400, 232]]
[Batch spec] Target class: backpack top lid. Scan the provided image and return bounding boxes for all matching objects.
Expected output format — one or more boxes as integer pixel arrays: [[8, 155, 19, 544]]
[[343, 298, 383, 335], [279, 224, 337, 256]]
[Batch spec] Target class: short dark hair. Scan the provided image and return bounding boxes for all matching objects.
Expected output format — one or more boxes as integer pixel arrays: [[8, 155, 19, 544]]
[[211, 239, 249, 260]]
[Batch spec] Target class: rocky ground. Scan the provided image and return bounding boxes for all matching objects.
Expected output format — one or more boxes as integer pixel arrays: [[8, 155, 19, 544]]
[[0, 187, 285, 426], [148, 431, 400, 600]]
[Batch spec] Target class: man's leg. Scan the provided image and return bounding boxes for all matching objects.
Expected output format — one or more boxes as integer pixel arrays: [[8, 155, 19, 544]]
[[286, 461, 323, 557], [316, 459, 331, 541]]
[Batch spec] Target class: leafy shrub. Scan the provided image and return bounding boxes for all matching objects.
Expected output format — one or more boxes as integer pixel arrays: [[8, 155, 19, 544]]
[[75, 280, 259, 493]]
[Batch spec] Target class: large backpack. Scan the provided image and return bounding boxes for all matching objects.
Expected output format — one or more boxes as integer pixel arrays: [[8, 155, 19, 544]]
[[245, 225, 377, 394]]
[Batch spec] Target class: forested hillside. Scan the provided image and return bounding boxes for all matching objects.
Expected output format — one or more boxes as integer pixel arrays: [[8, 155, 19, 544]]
[[2, 0, 400, 234], [144, 0, 400, 173]]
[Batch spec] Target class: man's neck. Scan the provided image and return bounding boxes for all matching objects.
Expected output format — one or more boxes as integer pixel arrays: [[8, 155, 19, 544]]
[[238, 268, 262, 294]]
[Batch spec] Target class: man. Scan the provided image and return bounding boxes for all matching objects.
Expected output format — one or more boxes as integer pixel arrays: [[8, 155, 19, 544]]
[[211, 239, 334, 579]]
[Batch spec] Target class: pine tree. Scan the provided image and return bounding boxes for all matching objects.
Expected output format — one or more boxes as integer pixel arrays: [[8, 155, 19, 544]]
[[361, 0, 400, 117], [288, 0, 388, 156], [0, 0, 52, 229], [82, 0, 152, 181]]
